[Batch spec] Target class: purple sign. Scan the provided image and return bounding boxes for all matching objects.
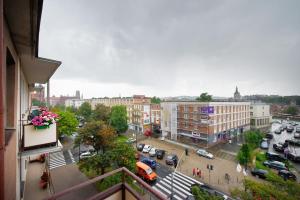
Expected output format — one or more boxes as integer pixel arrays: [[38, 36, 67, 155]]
[[200, 106, 214, 114]]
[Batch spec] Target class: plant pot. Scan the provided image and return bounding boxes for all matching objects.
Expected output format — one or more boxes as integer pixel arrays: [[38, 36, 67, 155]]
[[35, 125, 50, 130]]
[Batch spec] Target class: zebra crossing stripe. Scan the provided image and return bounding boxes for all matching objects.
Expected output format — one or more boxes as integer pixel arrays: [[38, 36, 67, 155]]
[[164, 176, 191, 197], [166, 175, 191, 191], [152, 186, 168, 199], [175, 171, 203, 185], [49, 152, 66, 170], [68, 150, 75, 163], [160, 177, 188, 199], [173, 173, 195, 185], [155, 183, 171, 195]]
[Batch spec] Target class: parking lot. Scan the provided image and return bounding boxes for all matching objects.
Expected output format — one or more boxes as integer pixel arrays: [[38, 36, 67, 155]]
[[268, 121, 300, 172]]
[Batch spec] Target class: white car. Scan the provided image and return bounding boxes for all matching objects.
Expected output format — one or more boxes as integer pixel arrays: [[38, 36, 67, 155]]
[[79, 151, 95, 159], [196, 149, 214, 159], [149, 148, 157, 157], [142, 145, 152, 153]]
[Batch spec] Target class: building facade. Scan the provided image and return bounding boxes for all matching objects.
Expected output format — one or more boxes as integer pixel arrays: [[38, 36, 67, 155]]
[[161, 102, 250, 146], [88, 95, 152, 133], [151, 104, 161, 125], [250, 103, 272, 132], [0, 1, 61, 199]]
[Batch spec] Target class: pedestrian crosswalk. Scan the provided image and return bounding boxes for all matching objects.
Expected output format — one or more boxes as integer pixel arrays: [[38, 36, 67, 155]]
[[152, 171, 203, 200], [49, 152, 67, 170]]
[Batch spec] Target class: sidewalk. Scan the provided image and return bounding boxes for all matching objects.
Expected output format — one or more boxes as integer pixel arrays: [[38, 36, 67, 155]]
[[142, 138, 252, 194]]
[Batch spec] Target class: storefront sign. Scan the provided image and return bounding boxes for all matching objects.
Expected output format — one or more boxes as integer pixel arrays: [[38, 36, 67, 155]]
[[200, 106, 214, 114]]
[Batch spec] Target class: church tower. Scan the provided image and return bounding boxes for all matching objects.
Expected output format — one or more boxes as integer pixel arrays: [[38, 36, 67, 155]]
[[234, 86, 241, 100]]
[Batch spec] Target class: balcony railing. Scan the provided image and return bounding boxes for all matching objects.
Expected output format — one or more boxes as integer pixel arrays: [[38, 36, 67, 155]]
[[22, 123, 57, 151], [47, 167, 166, 200]]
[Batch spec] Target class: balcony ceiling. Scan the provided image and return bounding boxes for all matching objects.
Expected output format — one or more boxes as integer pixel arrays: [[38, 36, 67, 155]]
[[4, 0, 61, 84]]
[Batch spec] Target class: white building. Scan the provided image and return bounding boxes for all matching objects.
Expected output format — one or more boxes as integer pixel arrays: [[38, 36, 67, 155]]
[[250, 103, 272, 131], [65, 99, 86, 108]]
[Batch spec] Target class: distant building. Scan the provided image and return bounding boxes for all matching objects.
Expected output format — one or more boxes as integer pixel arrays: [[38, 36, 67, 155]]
[[88, 95, 152, 133], [31, 84, 45, 102], [250, 103, 272, 132], [49, 91, 81, 106], [234, 86, 241, 100], [65, 99, 85, 108], [151, 104, 161, 125], [161, 101, 250, 146]]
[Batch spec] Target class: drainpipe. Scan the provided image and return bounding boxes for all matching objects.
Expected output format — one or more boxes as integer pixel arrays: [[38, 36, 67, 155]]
[[0, 0, 5, 199]]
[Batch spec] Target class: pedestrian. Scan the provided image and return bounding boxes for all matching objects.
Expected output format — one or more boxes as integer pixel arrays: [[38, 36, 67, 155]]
[[192, 168, 196, 177], [199, 170, 201, 178], [196, 168, 199, 177]]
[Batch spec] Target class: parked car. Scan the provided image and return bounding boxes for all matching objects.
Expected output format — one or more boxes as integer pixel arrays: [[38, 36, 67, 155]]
[[137, 143, 145, 151], [296, 127, 300, 133], [278, 170, 297, 181], [260, 138, 269, 149], [273, 143, 285, 152], [274, 129, 281, 134], [287, 152, 300, 163], [79, 151, 95, 159], [196, 148, 214, 159], [287, 126, 294, 133], [282, 124, 287, 130], [149, 147, 157, 157], [165, 154, 178, 166], [136, 161, 157, 182], [263, 160, 288, 171], [265, 133, 273, 139], [266, 152, 287, 162], [141, 157, 157, 169], [280, 126, 284, 132], [251, 168, 268, 179], [294, 132, 300, 139], [285, 139, 300, 147], [142, 145, 152, 153], [156, 149, 165, 159], [126, 138, 136, 144]]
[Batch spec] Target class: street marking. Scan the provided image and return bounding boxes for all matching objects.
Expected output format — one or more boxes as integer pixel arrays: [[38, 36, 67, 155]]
[[68, 149, 75, 163]]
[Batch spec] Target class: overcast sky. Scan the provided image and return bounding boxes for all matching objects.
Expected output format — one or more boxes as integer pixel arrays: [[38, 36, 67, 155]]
[[39, 0, 300, 98]]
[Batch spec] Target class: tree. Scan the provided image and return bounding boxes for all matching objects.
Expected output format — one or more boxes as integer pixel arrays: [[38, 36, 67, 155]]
[[237, 144, 251, 169], [151, 96, 161, 104], [77, 102, 92, 121], [32, 99, 46, 107], [285, 106, 298, 116], [245, 130, 263, 149], [66, 106, 78, 114], [110, 105, 128, 133], [111, 142, 136, 171], [50, 104, 66, 113], [191, 185, 223, 200], [77, 121, 116, 153], [57, 111, 78, 137], [196, 93, 212, 102], [92, 104, 111, 122]]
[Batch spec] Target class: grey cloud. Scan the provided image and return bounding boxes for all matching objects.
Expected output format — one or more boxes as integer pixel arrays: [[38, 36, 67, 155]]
[[40, 0, 300, 96]]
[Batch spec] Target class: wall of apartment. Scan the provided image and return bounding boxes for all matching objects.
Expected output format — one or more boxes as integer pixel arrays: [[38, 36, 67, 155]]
[[250, 104, 272, 130]]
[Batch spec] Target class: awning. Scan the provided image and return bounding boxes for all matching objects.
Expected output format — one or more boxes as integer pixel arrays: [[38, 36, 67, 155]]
[[21, 55, 61, 84], [19, 140, 63, 158]]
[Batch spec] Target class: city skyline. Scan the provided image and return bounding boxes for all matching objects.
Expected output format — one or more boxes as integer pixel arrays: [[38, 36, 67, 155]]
[[39, 0, 300, 98]]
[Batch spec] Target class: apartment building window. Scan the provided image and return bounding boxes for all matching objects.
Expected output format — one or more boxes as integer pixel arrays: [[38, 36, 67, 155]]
[[184, 113, 188, 119], [184, 122, 188, 128], [184, 106, 188, 112]]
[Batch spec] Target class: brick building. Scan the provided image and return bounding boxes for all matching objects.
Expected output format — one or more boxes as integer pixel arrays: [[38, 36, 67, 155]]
[[161, 102, 250, 146]]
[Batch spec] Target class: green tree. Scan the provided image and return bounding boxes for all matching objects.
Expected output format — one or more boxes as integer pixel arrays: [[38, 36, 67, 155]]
[[110, 105, 128, 133], [245, 130, 263, 149], [196, 92, 212, 102], [92, 104, 111, 122], [77, 121, 116, 153], [111, 142, 136, 171], [151, 96, 161, 104], [77, 102, 92, 121], [237, 144, 251, 169], [191, 185, 223, 200], [285, 106, 298, 116], [32, 99, 46, 107], [66, 106, 78, 114], [50, 104, 66, 113], [57, 111, 78, 137]]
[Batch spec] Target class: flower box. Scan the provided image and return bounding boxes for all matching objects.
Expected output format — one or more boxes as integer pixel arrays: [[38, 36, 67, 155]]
[[23, 123, 57, 151]]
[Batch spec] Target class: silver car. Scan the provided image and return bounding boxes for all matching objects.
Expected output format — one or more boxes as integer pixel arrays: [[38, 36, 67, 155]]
[[196, 149, 214, 159]]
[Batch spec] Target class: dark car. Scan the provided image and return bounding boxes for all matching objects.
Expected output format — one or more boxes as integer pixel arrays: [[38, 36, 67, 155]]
[[287, 152, 300, 163], [273, 143, 285, 152], [137, 143, 145, 151], [156, 149, 165, 159], [274, 129, 281, 134], [165, 154, 178, 166], [282, 124, 287, 130], [296, 127, 300, 133], [287, 126, 294, 133], [141, 157, 157, 169], [263, 160, 288, 171], [251, 168, 268, 179], [278, 170, 297, 181], [265, 133, 273, 139], [266, 152, 287, 162], [285, 139, 300, 147]]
